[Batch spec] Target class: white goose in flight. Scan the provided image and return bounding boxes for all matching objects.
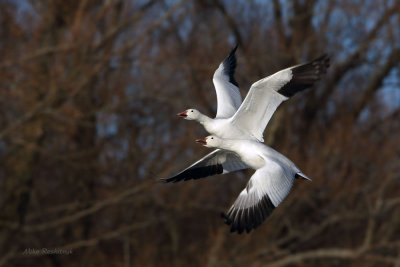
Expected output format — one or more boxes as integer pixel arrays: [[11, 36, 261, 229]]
[[178, 47, 329, 142], [164, 49, 329, 183], [191, 135, 311, 233]]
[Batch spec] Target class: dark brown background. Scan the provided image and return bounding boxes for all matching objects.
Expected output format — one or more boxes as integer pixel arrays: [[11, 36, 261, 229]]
[[1, 0, 400, 266]]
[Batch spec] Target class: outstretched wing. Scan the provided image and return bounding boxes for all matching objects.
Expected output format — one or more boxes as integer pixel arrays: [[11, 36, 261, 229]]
[[162, 149, 248, 183], [230, 54, 329, 141], [222, 159, 296, 233], [213, 45, 243, 119]]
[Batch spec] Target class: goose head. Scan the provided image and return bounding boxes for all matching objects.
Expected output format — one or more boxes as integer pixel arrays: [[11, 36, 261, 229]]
[[177, 109, 201, 120], [195, 135, 222, 148]]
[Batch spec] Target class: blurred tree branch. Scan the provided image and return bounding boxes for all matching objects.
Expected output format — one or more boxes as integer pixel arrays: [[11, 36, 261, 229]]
[[0, 1, 399, 266], [22, 182, 153, 233], [353, 48, 400, 121]]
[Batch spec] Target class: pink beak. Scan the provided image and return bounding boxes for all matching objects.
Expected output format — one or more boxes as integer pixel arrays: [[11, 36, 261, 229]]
[[195, 138, 207, 145], [177, 111, 188, 118]]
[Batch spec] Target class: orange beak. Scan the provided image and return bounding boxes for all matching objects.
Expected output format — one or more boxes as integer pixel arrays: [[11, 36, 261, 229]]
[[195, 138, 207, 145], [177, 111, 188, 118]]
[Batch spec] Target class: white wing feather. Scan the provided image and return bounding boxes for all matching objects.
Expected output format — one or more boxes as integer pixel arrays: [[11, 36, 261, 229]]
[[224, 158, 295, 233], [230, 69, 291, 141], [213, 47, 242, 119], [162, 149, 248, 182]]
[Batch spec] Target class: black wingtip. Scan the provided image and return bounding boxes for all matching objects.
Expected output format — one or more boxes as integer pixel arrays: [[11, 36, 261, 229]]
[[277, 53, 330, 97], [222, 195, 276, 234], [231, 44, 238, 54], [294, 173, 312, 181], [221, 212, 232, 225], [315, 53, 329, 61], [159, 178, 172, 183], [162, 164, 224, 184], [160, 177, 184, 183], [226, 45, 238, 59], [222, 211, 248, 234], [312, 54, 330, 73], [223, 45, 239, 87]]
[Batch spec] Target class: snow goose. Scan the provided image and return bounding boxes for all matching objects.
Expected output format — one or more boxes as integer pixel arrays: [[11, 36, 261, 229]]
[[164, 53, 329, 183], [178, 51, 329, 142], [165, 46, 249, 183], [194, 135, 310, 233], [178, 45, 242, 124]]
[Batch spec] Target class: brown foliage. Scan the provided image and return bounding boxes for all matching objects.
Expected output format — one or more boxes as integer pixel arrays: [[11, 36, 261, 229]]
[[0, 0, 399, 266]]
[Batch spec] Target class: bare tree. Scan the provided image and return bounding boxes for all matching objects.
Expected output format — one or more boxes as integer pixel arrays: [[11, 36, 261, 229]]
[[0, 0, 399, 266]]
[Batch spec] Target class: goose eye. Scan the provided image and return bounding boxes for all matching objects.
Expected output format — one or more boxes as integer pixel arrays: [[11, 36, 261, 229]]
[[211, 137, 213, 139], [191, 110, 193, 112]]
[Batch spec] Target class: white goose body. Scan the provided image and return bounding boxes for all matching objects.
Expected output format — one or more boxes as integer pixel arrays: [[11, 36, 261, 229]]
[[199, 116, 257, 141], [178, 46, 329, 142], [192, 135, 310, 233], [220, 139, 269, 169], [164, 47, 328, 233], [215, 138, 304, 176]]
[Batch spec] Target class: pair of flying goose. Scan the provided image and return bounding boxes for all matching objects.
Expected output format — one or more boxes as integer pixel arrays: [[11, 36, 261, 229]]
[[163, 46, 329, 233]]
